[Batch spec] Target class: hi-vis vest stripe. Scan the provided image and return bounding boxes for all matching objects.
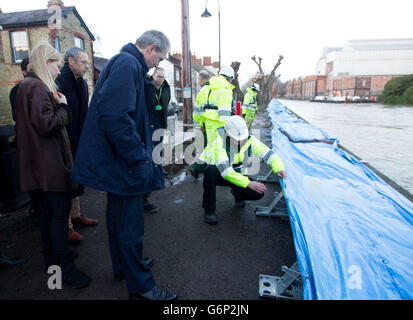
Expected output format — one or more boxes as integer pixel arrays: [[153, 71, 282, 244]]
[[197, 135, 285, 188]]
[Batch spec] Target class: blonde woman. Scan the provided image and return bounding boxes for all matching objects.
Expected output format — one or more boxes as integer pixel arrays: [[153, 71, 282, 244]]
[[14, 41, 91, 289]]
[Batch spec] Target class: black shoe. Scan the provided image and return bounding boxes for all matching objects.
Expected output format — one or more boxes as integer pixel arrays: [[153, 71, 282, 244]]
[[129, 285, 178, 300], [143, 257, 154, 268], [204, 210, 218, 225], [59, 253, 91, 289], [113, 257, 154, 281], [144, 202, 158, 213], [0, 252, 25, 268]]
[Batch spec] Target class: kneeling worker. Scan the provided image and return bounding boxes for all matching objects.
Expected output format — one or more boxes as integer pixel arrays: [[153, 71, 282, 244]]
[[194, 115, 287, 224]]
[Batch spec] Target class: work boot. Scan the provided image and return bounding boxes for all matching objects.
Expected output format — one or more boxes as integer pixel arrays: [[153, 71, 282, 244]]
[[0, 252, 25, 268], [59, 252, 91, 289], [129, 285, 178, 300], [204, 210, 218, 225]]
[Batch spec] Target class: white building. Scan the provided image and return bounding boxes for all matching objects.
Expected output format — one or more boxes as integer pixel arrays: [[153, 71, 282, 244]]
[[317, 38, 413, 77]]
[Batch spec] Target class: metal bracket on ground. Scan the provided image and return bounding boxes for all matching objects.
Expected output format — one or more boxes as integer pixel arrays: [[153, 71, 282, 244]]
[[255, 191, 288, 219], [259, 262, 304, 300], [252, 169, 279, 184]]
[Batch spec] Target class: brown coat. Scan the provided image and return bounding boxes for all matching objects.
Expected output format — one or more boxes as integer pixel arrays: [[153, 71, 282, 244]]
[[14, 72, 76, 193]]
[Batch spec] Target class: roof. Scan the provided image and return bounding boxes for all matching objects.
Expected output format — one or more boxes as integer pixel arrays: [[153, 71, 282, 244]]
[[0, 6, 95, 41], [191, 60, 215, 76], [320, 47, 344, 59], [320, 39, 413, 59], [345, 38, 413, 51], [94, 56, 109, 72]]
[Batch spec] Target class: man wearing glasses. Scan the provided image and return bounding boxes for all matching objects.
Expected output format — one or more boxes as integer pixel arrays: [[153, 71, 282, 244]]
[[143, 67, 171, 214], [56, 47, 98, 244]]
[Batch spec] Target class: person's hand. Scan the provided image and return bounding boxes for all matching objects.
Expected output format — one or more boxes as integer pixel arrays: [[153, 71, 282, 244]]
[[247, 181, 266, 194], [54, 92, 67, 105], [277, 170, 287, 179]]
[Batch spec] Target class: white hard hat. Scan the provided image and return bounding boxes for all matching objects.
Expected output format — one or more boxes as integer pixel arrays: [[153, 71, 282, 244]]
[[252, 83, 260, 91], [224, 116, 249, 141], [219, 66, 235, 79]]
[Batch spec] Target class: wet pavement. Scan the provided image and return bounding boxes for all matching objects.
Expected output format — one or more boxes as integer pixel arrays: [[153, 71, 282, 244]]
[[0, 110, 296, 300]]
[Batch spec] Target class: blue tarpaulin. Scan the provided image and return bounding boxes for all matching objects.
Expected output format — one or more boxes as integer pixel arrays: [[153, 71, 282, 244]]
[[268, 99, 413, 300]]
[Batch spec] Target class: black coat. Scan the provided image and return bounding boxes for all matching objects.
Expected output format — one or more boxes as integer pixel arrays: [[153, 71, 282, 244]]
[[56, 63, 89, 159], [150, 78, 171, 130], [9, 82, 22, 122]]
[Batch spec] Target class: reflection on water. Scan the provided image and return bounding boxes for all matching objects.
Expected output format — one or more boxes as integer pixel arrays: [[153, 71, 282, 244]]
[[277, 99, 413, 195]]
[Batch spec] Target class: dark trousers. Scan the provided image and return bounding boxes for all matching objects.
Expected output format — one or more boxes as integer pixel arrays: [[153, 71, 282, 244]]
[[106, 193, 155, 294], [202, 165, 264, 211], [29, 190, 42, 212], [38, 191, 72, 261]]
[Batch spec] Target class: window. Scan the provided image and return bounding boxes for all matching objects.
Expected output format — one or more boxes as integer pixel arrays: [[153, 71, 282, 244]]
[[10, 30, 29, 63], [74, 36, 84, 49], [54, 37, 60, 53]]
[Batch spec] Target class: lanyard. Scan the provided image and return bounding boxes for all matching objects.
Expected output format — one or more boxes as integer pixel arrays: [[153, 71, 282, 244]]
[[155, 86, 163, 105]]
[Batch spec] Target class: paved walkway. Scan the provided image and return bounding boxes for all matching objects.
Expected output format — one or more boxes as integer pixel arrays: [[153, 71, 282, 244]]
[[0, 110, 296, 300]]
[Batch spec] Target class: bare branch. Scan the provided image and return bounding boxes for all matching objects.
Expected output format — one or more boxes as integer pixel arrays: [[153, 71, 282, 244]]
[[270, 55, 284, 76], [251, 55, 264, 74]]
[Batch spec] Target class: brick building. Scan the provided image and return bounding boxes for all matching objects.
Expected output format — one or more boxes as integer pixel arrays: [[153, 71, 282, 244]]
[[158, 52, 216, 108], [283, 38, 413, 100], [0, 0, 95, 125]]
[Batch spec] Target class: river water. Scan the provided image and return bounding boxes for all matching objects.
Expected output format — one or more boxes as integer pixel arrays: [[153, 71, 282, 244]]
[[276, 99, 413, 195]]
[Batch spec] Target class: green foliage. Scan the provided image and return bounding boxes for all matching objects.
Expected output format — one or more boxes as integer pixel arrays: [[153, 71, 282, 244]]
[[380, 74, 413, 105], [402, 85, 413, 105]]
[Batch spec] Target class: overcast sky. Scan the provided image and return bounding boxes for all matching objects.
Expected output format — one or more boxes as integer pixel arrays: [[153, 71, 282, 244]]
[[2, 0, 413, 85]]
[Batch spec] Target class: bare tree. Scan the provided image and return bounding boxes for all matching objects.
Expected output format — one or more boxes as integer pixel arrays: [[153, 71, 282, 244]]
[[251, 54, 284, 105], [230, 61, 244, 102]]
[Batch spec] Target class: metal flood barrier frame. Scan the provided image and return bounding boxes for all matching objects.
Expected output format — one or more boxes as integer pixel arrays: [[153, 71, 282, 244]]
[[254, 170, 304, 300], [254, 99, 413, 300]]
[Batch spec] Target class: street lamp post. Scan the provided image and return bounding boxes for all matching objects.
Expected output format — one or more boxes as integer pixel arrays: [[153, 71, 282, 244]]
[[201, 0, 221, 71], [181, 0, 193, 131]]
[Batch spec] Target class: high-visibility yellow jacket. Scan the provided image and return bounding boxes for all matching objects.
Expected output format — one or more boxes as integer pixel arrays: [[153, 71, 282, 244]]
[[203, 75, 234, 131], [197, 135, 285, 188], [193, 81, 210, 128], [242, 87, 258, 120]]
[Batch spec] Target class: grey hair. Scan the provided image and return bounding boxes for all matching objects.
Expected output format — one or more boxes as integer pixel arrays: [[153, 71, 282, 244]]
[[199, 70, 210, 81], [135, 30, 170, 53], [64, 46, 86, 62]]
